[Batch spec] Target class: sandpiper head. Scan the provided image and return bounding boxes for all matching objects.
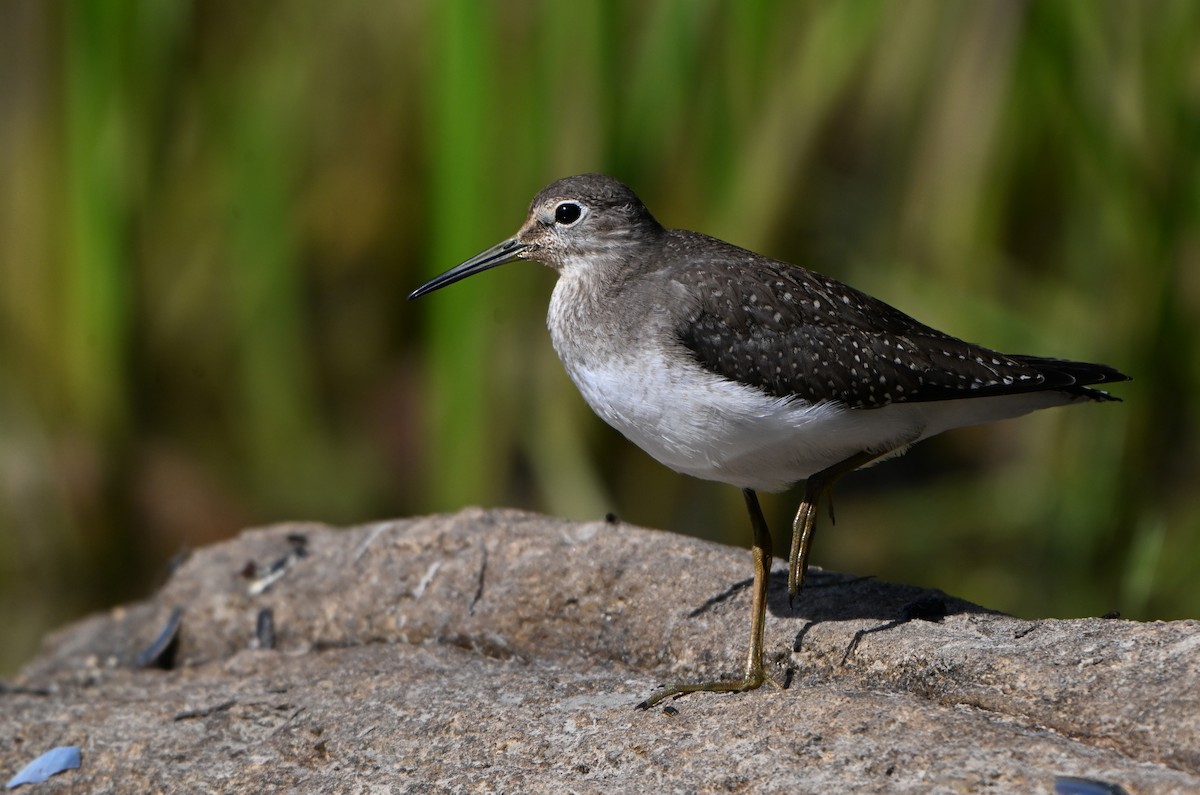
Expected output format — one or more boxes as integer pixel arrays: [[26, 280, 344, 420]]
[[407, 174, 663, 300]]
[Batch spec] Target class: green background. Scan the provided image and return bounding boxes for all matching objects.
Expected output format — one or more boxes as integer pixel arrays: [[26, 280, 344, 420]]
[[1, 1, 1197, 675]]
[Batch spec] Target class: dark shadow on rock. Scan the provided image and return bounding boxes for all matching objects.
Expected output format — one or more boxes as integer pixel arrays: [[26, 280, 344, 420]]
[[766, 567, 995, 622]]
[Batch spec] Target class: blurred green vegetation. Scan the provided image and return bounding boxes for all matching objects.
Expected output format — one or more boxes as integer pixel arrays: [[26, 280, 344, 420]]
[[1, 1, 1197, 675]]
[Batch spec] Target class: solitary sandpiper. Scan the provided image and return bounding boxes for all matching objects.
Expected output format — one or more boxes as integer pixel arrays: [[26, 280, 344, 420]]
[[408, 174, 1129, 708]]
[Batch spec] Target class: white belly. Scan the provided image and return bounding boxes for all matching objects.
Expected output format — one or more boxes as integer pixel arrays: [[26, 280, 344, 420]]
[[553, 342, 922, 491]]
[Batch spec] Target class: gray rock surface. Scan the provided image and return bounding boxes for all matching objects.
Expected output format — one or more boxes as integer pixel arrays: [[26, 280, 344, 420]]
[[2, 508, 1197, 793]]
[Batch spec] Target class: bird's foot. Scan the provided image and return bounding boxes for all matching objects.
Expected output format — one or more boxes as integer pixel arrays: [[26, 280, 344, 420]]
[[636, 667, 783, 709]]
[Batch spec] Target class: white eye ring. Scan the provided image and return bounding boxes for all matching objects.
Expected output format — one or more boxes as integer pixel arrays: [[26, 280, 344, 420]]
[[554, 201, 584, 226]]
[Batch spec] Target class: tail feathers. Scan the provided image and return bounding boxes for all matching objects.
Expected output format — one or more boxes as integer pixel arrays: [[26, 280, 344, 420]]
[[1011, 355, 1131, 402]]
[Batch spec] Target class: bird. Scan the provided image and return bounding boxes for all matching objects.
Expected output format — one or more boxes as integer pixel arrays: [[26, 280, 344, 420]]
[[407, 173, 1129, 708]]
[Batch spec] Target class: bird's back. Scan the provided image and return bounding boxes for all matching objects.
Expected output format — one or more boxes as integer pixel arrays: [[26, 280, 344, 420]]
[[660, 230, 1127, 409]]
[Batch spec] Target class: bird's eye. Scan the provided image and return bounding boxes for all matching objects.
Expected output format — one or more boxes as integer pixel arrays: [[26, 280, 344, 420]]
[[554, 202, 583, 225]]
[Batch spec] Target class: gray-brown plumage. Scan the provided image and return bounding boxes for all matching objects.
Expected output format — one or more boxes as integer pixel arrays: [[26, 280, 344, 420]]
[[669, 234, 1126, 408], [408, 173, 1129, 708]]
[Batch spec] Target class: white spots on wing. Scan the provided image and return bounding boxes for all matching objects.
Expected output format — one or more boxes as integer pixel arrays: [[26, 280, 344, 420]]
[[681, 269, 1067, 411]]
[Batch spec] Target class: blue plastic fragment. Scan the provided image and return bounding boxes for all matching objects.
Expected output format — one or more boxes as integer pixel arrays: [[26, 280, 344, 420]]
[[6, 746, 81, 789], [1054, 775, 1130, 795]]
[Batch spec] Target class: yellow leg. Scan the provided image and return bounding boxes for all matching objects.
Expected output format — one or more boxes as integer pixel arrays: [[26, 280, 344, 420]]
[[788, 451, 882, 601], [638, 489, 782, 708]]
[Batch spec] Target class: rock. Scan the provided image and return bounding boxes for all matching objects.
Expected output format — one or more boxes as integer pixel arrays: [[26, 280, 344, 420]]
[[2, 509, 1197, 792]]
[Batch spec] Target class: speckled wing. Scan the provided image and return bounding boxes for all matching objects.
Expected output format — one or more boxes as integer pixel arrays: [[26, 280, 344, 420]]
[[669, 237, 1127, 408]]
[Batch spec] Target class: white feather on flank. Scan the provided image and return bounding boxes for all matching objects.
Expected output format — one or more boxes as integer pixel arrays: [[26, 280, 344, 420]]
[[557, 340, 1076, 492]]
